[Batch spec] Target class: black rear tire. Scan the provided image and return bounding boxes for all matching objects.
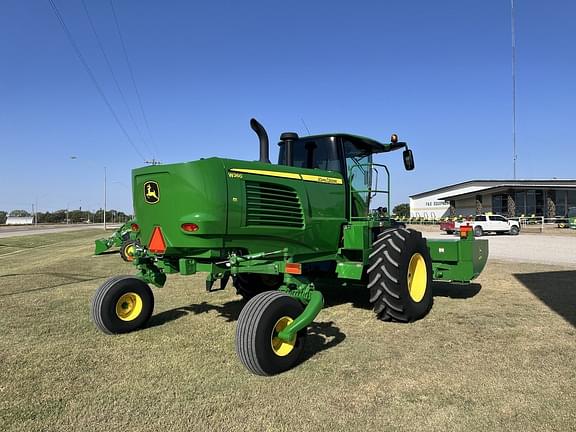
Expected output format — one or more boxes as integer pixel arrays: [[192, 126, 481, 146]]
[[367, 228, 433, 322], [236, 291, 306, 375], [474, 226, 484, 237], [91, 276, 154, 334], [510, 225, 520, 235], [233, 274, 283, 300]]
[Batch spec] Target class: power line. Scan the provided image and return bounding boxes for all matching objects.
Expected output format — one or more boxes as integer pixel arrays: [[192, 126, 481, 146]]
[[300, 117, 311, 135], [47, 0, 147, 161], [109, 0, 159, 160], [80, 0, 154, 158]]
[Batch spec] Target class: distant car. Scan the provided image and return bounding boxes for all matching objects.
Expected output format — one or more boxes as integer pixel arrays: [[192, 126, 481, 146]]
[[456, 214, 520, 237], [439, 219, 456, 234]]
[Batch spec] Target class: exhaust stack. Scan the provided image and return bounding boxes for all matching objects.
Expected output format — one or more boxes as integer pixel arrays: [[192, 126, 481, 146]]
[[250, 118, 270, 163]]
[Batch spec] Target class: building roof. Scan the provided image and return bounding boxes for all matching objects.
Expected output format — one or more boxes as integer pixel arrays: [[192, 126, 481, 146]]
[[438, 183, 576, 200], [410, 179, 576, 199]]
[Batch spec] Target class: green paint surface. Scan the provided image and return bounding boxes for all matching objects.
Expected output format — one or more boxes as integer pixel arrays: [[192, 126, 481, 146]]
[[130, 145, 486, 288]]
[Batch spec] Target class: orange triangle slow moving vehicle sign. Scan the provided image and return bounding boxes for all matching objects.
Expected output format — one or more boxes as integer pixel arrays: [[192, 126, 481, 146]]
[[149, 226, 167, 254]]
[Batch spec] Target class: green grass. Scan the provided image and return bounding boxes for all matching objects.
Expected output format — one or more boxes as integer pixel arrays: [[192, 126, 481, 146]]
[[0, 230, 575, 431]]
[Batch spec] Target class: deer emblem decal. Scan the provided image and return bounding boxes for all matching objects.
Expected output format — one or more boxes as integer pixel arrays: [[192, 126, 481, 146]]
[[144, 181, 160, 204]]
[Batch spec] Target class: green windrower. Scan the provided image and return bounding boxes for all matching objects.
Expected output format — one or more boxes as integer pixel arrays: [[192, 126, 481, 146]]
[[90, 118, 488, 376]]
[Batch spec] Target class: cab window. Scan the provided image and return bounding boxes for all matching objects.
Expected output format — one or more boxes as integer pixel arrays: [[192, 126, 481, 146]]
[[278, 137, 341, 171]]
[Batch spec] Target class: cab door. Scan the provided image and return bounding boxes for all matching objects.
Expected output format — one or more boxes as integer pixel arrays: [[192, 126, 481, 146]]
[[342, 139, 372, 219]]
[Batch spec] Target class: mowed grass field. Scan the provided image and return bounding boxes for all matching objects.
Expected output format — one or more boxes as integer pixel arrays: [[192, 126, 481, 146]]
[[1, 230, 575, 431]]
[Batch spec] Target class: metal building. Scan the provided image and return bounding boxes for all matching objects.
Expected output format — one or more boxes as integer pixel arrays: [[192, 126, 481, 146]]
[[6, 216, 34, 225], [409, 179, 576, 219]]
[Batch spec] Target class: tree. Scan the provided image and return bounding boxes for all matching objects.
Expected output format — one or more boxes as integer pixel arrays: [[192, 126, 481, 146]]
[[68, 210, 90, 223], [2, 208, 129, 224], [393, 203, 410, 218], [9, 209, 31, 217], [37, 210, 66, 224]]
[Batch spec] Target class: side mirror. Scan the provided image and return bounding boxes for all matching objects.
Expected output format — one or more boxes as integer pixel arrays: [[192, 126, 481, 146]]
[[403, 149, 415, 171]]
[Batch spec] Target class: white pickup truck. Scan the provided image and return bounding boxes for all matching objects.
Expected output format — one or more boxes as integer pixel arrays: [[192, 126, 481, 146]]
[[456, 214, 520, 237]]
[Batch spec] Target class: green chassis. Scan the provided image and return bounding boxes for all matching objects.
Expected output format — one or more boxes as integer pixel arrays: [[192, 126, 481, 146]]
[[130, 152, 488, 345], [94, 220, 138, 255], [134, 229, 486, 343]]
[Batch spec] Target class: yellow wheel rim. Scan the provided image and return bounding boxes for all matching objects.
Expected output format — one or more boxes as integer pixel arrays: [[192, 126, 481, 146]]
[[125, 244, 135, 261], [271, 316, 296, 357], [407, 253, 427, 303], [115, 292, 143, 321]]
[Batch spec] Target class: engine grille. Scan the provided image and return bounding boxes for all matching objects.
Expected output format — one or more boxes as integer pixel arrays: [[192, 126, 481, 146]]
[[245, 181, 304, 228]]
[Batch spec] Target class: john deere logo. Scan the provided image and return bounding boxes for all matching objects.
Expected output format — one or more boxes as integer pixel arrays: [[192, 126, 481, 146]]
[[144, 181, 160, 204]]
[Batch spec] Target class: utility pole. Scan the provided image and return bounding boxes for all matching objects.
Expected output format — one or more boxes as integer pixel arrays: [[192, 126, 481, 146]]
[[511, 0, 517, 179], [104, 166, 107, 230], [33, 199, 38, 228]]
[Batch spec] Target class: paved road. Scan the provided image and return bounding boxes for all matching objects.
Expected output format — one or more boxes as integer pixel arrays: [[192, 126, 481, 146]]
[[0, 224, 120, 239], [424, 231, 576, 266]]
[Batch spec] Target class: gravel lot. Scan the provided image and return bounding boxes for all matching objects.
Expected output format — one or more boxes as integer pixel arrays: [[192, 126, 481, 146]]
[[411, 226, 576, 266]]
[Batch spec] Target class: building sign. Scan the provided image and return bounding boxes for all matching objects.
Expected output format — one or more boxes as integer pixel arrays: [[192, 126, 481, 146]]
[[425, 201, 448, 207]]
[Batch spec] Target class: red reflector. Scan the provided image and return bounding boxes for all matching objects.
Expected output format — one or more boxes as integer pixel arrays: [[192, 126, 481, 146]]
[[181, 223, 199, 232], [149, 226, 167, 254], [131, 223, 140, 232], [460, 225, 472, 239], [285, 263, 302, 275]]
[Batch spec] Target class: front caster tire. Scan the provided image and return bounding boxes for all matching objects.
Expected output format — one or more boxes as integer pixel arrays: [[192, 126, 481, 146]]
[[233, 273, 283, 300], [119, 240, 136, 262], [367, 228, 433, 322], [91, 276, 154, 334], [236, 291, 306, 376]]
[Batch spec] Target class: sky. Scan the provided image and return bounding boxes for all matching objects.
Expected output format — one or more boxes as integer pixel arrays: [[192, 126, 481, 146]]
[[1, 0, 575, 214]]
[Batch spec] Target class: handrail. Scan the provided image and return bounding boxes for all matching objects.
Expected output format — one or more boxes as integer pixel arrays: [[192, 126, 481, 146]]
[[518, 216, 544, 232]]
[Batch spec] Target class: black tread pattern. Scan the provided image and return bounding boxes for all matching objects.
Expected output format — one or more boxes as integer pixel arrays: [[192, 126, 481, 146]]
[[90, 275, 129, 334], [236, 291, 284, 375], [236, 291, 301, 376], [90, 276, 153, 334], [367, 228, 433, 323]]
